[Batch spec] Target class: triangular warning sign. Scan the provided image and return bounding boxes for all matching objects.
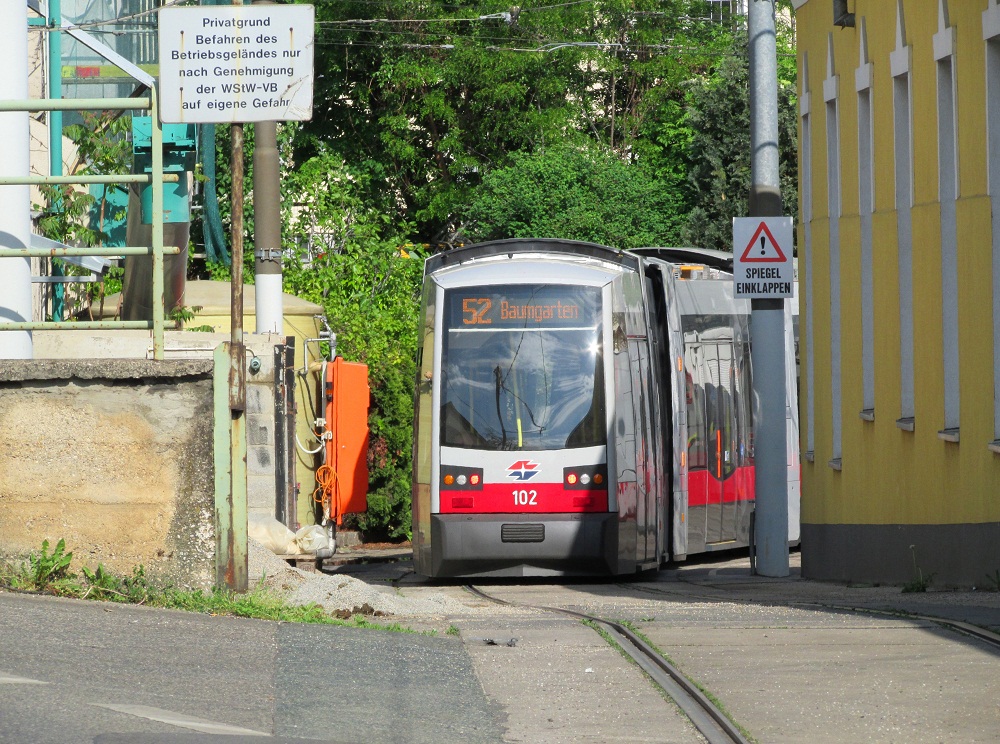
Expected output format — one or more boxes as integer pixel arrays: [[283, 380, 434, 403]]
[[739, 221, 788, 263]]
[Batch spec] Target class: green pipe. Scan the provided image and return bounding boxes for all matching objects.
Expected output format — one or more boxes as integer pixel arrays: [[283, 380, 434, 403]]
[[150, 90, 165, 361], [0, 246, 182, 257], [0, 174, 178, 185], [0, 98, 152, 112], [49, 0, 64, 321], [0, 321, 154, 331]]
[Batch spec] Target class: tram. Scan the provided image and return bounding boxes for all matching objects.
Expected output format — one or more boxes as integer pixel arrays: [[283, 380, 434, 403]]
[[411, 238, 799, 577]]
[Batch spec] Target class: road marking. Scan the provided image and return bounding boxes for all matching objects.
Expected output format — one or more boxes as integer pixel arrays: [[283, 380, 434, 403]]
[[92, 704, 269, 736], [0, 672, 47, 684]]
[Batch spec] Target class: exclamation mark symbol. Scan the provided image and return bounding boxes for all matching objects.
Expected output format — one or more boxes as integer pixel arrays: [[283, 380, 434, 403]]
[[760, 236, 766, 255]]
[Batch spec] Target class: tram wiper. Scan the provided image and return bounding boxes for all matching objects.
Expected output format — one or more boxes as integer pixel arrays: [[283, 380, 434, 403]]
[[494, 365, 508, 449]]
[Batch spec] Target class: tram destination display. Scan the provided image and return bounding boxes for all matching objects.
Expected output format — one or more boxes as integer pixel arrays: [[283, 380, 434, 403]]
[[446, 285, 598, 328]]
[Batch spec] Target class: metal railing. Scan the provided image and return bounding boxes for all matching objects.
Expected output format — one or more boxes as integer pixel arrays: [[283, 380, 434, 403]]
[[0, 91, 173, 359]]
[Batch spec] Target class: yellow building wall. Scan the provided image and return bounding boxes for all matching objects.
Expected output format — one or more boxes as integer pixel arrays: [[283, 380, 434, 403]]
[[796, 0, 1000, 536]]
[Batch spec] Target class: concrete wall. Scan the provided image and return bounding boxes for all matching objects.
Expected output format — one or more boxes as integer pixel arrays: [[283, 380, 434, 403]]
[[0, 359, 216, 589], [32, 330, 300, 528]]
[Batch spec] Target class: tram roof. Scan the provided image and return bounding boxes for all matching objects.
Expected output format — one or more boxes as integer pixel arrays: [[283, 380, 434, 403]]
[[630, 246, 734, 272], [425, 239, 639, 274]]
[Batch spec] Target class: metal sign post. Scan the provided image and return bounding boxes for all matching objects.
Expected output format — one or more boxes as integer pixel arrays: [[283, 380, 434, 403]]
[[746, 0, 789, 578], [158, 2, 314, 590]]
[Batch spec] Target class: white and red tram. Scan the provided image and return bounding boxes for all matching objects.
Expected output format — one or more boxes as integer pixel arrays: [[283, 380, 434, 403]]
[[411, 239, 799, 577]]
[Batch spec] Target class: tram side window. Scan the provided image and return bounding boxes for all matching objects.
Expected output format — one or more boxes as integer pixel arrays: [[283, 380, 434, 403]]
[[686, 361, 708, 470]]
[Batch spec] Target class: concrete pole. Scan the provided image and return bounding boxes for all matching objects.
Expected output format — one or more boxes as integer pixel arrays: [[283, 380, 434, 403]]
[[0, 1, 34, 359], [748, 0, 789, 576], [252, 0, 282, 335], [253, 120, 283, 334]]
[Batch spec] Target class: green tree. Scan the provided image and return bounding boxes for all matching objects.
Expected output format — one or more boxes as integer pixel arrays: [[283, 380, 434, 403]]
[[297, 0, 736, 243], [679, 11, 798, 252], [463, 146, 686, 249]]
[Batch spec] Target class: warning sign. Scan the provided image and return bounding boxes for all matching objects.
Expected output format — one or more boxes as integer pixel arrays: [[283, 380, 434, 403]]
[[733, 217, 794, 298]]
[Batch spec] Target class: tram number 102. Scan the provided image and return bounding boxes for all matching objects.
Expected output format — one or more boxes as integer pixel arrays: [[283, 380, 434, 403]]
[[513, 489, 538, 506]]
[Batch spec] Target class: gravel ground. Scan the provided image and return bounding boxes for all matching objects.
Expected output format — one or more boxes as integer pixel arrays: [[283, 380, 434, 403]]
[[248, 539, 526, 628]]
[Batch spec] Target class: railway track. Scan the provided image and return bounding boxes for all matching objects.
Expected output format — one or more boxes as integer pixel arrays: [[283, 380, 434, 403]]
[[621, 580, 1000, 652], [466, 585, 751, 744]]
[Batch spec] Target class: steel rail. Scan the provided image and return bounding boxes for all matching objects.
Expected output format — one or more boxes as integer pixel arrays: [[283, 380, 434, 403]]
[[466, 585, 750, 744], [622, 582, 1000, 652]]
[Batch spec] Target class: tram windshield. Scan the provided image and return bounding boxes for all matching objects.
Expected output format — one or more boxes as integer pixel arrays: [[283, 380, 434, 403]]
[[440, 284, 606, 451]]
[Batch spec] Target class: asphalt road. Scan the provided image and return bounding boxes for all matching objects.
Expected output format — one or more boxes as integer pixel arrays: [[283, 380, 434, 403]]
[[0, 590, 505, 744]]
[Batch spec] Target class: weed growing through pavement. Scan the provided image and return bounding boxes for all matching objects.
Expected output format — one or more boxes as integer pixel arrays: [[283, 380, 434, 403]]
[[0, 540, 419, 632], [902, 544, 934, 593]]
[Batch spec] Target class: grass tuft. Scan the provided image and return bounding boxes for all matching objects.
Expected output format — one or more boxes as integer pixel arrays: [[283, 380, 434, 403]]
[[0, 540, 420, 633]]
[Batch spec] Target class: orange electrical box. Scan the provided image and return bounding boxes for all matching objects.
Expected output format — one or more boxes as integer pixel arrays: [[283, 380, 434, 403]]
[[321, 358, 370, 525]]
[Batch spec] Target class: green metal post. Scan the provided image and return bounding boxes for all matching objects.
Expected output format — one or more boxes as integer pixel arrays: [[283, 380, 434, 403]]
[[214, 342, 248, 591], [48, 0, 64, 321], [150, 89, 165, 360]]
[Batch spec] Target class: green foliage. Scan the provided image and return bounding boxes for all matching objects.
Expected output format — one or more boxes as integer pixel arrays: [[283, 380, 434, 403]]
[[679, 14, 798, 252], [0, 541, 419, 631], [282, 153, 423, 540], [168, 304, 205, 327], [463, 147, 686, 248], [80, 564, 154, 604], [300, 0, 749, 244], [33, 112, 133, 318], [27, 539, 74, 590]]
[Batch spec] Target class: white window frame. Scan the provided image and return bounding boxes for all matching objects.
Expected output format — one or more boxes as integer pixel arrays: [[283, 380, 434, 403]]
[[825, 33, 843, 469], [936, 1, 960, 441], [892, 0, 915, 431]]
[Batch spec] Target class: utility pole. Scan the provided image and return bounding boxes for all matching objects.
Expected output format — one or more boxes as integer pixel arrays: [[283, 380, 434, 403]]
[[748, 0, 789, 577], [253, 0, 283, 336], [253, 120, 282, 334], [0, 1, 33, 359]]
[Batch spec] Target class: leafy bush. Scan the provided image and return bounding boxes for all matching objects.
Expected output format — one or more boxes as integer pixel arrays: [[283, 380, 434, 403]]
[[282, 152, 424, 540], [463, 146, 686, 250]]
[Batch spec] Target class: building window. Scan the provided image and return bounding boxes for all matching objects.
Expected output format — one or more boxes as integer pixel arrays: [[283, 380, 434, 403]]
[[892, 3, 915, 430], [825, 34, 842, 469], [856, 18, 875, 422], [801, 52, 815, 461], [936, 6, 960, 442]]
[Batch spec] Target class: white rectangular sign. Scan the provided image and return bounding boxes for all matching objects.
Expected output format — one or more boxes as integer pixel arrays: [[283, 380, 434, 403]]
[[732, 217, 794, 299], [158, 5, 314, 124]]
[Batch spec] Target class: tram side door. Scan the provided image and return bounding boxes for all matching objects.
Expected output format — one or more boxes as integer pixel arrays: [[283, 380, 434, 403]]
[[629, 338, 658, 566]]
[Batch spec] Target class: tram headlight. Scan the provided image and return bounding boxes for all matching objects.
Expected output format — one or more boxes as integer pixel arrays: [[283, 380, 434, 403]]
[[441, 466, 483, 490], [563, 466, 608, 490]]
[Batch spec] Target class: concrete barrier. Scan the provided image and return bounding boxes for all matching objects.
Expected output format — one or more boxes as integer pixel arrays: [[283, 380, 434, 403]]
[[0, 359, 216, 588]]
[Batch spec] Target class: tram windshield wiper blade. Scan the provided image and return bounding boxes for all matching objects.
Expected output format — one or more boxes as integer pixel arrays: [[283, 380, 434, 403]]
[[493, 365, 508, 448]]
